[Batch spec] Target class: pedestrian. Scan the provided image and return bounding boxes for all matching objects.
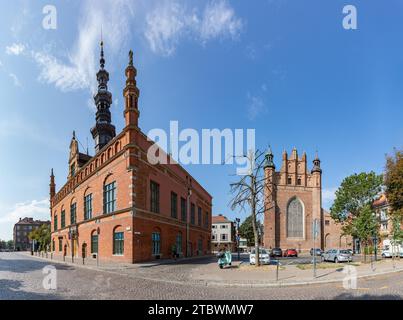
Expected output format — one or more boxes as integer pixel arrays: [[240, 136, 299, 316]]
[[171, 244, 177, 260]]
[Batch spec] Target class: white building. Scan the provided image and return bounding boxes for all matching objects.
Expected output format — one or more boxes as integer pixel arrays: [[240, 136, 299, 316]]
[[211, 214, 235, 253]]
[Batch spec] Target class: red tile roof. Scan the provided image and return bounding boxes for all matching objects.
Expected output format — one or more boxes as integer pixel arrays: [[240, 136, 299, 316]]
[[212, 215, 232, 223]]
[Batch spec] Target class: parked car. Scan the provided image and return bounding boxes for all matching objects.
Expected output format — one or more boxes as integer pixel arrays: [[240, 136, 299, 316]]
[[310, 248, 323, 256], [270, 248, 283, 257], [381, 240, 403, 258], [283, 248, 298, 257], [322, 249, 352, 263], [249, 248, 271, 265]]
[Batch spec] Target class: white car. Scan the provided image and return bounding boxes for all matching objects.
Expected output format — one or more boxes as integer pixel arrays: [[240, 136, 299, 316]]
[[249, 248, 270, 265], [381, 240, 403, 258]]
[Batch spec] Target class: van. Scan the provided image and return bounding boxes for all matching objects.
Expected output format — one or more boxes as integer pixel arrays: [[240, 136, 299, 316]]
[[381, 239, 403, 258]]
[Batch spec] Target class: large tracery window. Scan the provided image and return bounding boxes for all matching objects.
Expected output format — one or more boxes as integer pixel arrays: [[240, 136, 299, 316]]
[[287, 198, 304, 238]]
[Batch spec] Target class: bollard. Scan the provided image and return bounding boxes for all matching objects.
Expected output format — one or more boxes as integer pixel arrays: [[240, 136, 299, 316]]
[[276, 260, 279, 281]]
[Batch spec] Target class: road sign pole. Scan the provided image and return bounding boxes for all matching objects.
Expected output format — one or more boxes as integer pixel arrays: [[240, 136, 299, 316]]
[[313, 219, 318, 278]]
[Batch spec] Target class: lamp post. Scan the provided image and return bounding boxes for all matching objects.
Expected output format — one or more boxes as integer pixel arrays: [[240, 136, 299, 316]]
[[235, 218, 240, 261]]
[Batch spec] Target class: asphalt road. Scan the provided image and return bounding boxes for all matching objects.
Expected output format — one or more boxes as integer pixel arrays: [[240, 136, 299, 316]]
[[0, 252, 402, 300]]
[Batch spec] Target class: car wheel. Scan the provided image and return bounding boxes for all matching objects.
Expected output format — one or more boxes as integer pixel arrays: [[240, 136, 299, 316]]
[[219, 265, 223, 269]]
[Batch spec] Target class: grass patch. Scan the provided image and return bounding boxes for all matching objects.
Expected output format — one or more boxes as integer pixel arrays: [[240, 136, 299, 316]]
[[296, 262, 360, 270]]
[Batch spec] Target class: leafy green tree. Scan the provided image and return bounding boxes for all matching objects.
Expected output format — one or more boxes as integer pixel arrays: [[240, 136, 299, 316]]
[[6, 240, 14, 250], [0, 240, 7, 250], [385, 148, 403, 216], [28, 224, 51, 252], [330, 172, 383, 261], [238, 215, 263, 247], [390, 215, 403, 260]]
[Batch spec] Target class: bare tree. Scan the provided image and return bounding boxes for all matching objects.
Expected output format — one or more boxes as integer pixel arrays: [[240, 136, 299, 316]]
[[229, 149, 274, 267]]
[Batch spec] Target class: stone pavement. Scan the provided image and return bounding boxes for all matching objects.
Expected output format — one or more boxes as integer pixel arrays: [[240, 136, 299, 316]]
[[25, 252, 403, 288], [189, 259, 403, 287]]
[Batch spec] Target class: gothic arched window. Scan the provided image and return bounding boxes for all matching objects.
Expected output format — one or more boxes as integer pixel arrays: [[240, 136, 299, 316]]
[[287, 198, 304, 238]]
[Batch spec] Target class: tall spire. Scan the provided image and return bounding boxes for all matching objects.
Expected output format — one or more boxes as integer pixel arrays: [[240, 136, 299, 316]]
[[312, 151, 322, 173], [91, 40, 116, 153], [49, 168, 56, 200], [123, 49, 140, 128], [100, 40, 105, 70], [264, 145, 275, 169]]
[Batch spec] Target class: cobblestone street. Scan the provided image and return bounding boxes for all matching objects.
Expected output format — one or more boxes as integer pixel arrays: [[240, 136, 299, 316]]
[[1, 252, 402, 300]]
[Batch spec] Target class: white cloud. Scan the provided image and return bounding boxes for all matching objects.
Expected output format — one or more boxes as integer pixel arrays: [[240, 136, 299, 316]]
[[33, 0, 136, 94], [323, 187, 338, 210], [0, 60, 3, 67], [9, 73, 21, 87], [247, 93, 266, 120], [145, 2, 191, 56], [200, 0, 243, 41], [0, 199, 49, 240], [6, 43, 26, 55], [145, 0, 243, 56]]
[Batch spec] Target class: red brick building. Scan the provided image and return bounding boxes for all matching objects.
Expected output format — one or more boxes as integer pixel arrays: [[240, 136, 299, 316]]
[[263, 148, 351, 252], [50, 44, 212, 264]]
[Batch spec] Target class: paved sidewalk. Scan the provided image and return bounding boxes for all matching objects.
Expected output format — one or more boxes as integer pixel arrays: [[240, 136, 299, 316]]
[[24, 252, 403, 288], [190, 259, 403, 287]]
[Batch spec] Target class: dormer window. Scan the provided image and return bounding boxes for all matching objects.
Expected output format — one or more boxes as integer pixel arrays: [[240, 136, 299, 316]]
[[70, 163, 76, 177]]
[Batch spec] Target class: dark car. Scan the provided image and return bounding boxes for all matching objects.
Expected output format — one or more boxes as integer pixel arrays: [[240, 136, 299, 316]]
[[270, 248, 283, 257], [283, 248, 298, 257], [310, 248, 323, 256]]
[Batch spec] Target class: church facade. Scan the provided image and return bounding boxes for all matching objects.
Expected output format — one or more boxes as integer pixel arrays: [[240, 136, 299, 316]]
[[263, 148, 351, 252], [49, 44, 212, 264]]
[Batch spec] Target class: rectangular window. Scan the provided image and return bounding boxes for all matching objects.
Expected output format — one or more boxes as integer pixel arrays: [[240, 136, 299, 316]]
[[176, 233, 182, 254], [54, 215, 58, 232], [171, 192, 178, 218], [58, 238, 62, 252], [191, 203, 195, 225], [113, 232, 124, 255], [221, 234, 228, 241], [104, 181, 116, 214], [71, 163, 75, 177], [61, 210, 65, 229], [91, 234, 98, 254], [180, 197, 187, 222], [198, 207, 202, 226], [204, 212, 209, 229], [152, 232, 161, 255], [70, 203, 77, 225], [84, 194, 93, 220], [150, 181, 160, 213], [198, 238, 203, 253], [212, 234, 216, 240]]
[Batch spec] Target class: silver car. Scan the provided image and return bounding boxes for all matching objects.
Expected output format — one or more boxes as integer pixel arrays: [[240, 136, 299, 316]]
[[322, 249, 352, 263]]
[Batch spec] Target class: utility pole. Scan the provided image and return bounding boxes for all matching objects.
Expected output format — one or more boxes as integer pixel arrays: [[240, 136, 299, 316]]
[[313, 219, 318, 278]]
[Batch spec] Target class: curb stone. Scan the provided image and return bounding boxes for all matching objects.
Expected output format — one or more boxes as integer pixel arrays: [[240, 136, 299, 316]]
[[22, 252, 403, 288]]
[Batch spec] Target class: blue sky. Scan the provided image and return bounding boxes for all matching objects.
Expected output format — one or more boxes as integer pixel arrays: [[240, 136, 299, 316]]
[[0, 0, 402, 240]]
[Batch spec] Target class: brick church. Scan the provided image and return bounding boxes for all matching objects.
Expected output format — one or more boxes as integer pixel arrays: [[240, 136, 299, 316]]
[[263, 148, 351, 252], [50, 43, 212, 263]]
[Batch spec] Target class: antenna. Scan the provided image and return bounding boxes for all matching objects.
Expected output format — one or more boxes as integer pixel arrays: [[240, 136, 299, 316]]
[[86, 137, 89, 155]]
